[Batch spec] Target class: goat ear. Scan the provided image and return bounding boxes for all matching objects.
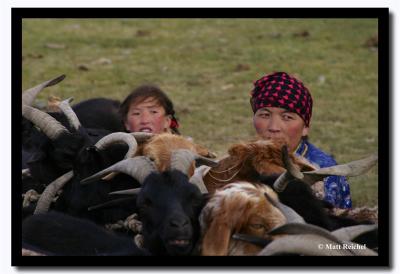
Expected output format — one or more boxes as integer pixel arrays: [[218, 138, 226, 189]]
[[193, 143, 217, 159], [201, 220, 231, 256]]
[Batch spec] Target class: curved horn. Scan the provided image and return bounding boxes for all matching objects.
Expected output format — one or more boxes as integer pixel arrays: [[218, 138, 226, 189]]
[[109, 188, 142, 195], [171, 149, 218, 192], [232, 233, 271, 247], [273, 145, 304, 192], [129, 132, 154, 144], [170, 149, 218, 175], [88, 196, 137, 211], [22, 105, 69, 140], [22, 168, 31, 179], [58, 97, 81, 131], [189, 165, 210, 194], [267, 222, 342, 244], [264, 193, 305, 224], [34, 170, 74, 214], [95, 132, 139, 181], [302, 153, 378, 185], [95, 132, 138, 159], [332, 224, 378, 242], [80, 156, 157, 185], [22, 74, 66, 106], [257, 234, 358, 256]]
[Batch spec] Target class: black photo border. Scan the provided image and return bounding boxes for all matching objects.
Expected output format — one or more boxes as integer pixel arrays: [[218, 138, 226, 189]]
[[12, 7, 390, 268]]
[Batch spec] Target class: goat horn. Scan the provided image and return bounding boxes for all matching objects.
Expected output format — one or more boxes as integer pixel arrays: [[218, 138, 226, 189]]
[[22, 74, 66, 106], [58, 97, 81, 131], [267, 224, 377, 255], [302, 153, 378, 185], [331, 224, 378, 242], [95, 132, 138, 159], [267, 222, 342, 244], [109, 188, 142, 195], [94, 132, 139, 181], [273, 145, 304, 192], [171, 149, 218, 192], [88, 196, 137, 211], [171, 149, 218, 175], [257, 234, 361, 256], [232, 233, 271, 247], [22, 168, 31, 179], [129, 132, 154, 143], [263, 193, 305, 224], [80, 156, 157, 185], [189, 167, 209, 194], [22, 105, 69, 140], [34, 170, 74, 214]]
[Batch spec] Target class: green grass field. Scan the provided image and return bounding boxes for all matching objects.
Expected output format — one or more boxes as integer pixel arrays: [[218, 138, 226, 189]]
[[21, 18, 379, 207]]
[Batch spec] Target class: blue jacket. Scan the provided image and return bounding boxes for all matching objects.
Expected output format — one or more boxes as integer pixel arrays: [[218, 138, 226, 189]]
[[295, 139, 352, 209]]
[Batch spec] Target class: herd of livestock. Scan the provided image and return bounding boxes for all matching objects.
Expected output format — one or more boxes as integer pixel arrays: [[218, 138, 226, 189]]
[[21, 75, 379, 256]]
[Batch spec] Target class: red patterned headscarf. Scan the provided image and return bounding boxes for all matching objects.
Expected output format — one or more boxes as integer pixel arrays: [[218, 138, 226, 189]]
[[250, 72, 313, 127]]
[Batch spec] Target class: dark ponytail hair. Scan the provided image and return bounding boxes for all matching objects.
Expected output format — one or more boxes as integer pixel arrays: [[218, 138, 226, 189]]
[[120, 85, 180, 134]]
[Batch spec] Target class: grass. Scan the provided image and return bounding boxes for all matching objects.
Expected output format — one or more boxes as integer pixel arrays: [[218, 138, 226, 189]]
[[21, 18, 379, 207]]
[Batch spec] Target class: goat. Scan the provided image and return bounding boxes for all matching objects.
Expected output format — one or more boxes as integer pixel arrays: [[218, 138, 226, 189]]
[[21, 75, 126, 186], [80, 150, 217, 256], [202, 139, 316, 194], [199, 182, 288, 255], [139, 133, 216, 175], [22, 99, 150, 223], [22, 211, 149, 256], [199, 180, 378, 256], [200, 139, 377, 227]]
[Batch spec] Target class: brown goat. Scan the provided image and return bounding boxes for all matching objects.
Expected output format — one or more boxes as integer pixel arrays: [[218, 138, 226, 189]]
[[199, 182, 286, 255], [139, 133, 216, 176], [202, 139, 316, 194]]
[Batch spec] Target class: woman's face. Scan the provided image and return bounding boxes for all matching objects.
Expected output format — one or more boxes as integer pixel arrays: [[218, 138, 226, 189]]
[[124, 97, 171, 134], [253, 107, 309, 153]]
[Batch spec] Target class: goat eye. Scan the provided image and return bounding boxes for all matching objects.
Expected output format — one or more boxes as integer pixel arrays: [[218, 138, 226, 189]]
[[250, 223, 265, 230]]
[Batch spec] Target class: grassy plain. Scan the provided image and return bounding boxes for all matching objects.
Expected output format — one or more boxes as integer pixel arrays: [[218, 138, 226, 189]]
[[21, 18, 379, 206]]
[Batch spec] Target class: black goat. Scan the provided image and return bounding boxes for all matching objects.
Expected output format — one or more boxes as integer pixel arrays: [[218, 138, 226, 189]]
[[82, 150, 217, 256], [72, 97, 124, 132], [22, 211, 149, 256], [22, 95, 147, 223], [258, 174, 373, 231], [21, 75, 124, 182]]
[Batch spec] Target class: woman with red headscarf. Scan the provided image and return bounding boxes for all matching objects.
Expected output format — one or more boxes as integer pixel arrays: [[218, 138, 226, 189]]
[[250, 72, 351, 209]]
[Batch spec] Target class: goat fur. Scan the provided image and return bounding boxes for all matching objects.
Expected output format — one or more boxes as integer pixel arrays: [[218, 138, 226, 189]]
[[203, 138, 316, 193], [199, 182, 286, 255], [140, 133, 215, 176]]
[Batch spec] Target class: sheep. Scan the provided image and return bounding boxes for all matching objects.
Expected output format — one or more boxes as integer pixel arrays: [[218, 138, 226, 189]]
[[22, 211, 149, 256], [80, 149, 217, 256]]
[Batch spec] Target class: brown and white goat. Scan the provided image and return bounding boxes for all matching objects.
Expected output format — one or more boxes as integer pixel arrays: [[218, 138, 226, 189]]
[[199, 182, 287, 256], [139, 133, 216, 176], [202, 139, 316, 194]]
